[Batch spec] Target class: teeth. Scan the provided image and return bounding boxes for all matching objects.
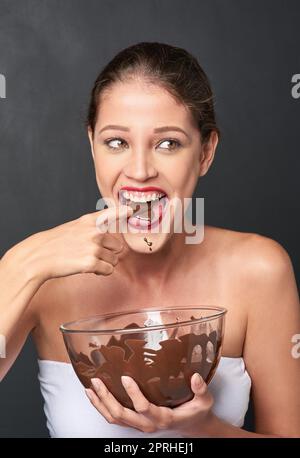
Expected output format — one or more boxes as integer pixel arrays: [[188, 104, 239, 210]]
[[119, 190, 166, 203]]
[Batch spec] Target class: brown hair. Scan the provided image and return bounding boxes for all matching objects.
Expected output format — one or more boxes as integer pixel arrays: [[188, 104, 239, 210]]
[[86, 42, 220, 143]]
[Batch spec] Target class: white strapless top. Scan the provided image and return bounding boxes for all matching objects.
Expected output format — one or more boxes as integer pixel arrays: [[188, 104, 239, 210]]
[[37, 357, 251, 438]]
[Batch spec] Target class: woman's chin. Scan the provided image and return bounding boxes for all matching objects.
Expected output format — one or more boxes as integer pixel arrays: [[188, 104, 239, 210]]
[[121, 230, 171, 254]]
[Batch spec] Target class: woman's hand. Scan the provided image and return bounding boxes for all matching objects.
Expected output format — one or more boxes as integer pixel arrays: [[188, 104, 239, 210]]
[[85, 373, 215, 437], [4, 205, 133, 284]]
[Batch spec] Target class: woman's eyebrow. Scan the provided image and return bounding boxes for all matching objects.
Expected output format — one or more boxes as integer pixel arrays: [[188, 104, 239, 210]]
[[154, 126, 189, 139], [98, 125, 189, 138], [98, 125, 129, 134]]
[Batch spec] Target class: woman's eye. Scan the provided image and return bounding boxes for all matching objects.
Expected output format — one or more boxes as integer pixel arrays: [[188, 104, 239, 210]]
[[104, 138, 127, 150], [158, 139, 181, 151]]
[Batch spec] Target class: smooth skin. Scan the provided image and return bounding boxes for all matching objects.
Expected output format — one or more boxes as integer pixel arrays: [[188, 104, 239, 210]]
[[0, 79, 299, 438]]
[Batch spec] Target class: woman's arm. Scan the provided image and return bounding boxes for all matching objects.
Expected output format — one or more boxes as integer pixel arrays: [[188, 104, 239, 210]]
[[241, 235, 300, 437], [0, 238, 44, 341], [0, 206, 132, 381], [185, 234, 300, 438], [0, 239, 45, 381]]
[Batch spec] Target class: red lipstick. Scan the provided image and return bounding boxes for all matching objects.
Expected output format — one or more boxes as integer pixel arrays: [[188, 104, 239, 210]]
[[119, 186, 167, 195]]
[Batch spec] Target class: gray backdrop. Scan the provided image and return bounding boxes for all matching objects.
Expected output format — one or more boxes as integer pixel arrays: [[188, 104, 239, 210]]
[[0, 0, 299, 437]]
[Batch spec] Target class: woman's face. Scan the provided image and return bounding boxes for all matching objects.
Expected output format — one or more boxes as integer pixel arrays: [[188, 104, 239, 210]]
[[88, 80, 217, 253]]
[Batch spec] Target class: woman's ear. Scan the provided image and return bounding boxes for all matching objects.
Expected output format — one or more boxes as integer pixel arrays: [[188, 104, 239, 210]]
[[199, 130, 219, 177], [87, 126, 95, 161]]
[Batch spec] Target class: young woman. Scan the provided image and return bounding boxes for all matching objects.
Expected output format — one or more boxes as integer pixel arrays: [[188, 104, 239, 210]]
[[0, 42, 299, 438]]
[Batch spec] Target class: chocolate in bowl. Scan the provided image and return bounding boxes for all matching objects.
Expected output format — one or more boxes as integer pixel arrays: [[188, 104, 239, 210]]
[[60, 306, 227, 409]]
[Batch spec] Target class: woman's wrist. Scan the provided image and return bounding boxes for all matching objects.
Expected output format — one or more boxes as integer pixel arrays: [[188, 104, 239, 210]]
[[179, 411, 250, 438], [185, 412, 282, 438], [2, 233, 46, 287], [178, 411, 218, 438]]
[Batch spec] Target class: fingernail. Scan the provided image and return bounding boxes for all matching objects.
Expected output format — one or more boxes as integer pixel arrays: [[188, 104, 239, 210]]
[[85, 388, 93, 401], [121, 375, 131, 388], [194, 373, 203, 388], [91, 378, 101, 390]]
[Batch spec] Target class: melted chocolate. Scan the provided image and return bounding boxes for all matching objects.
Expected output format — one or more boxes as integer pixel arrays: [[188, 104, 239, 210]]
[[131, 201, 153, 219], [144, 237, 153, 252], [65, 322, 222, 410], [131, 203, 141, 214]]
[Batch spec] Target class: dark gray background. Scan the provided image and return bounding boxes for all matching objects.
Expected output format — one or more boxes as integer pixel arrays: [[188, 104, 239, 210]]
[[0, 0, 299, 437]]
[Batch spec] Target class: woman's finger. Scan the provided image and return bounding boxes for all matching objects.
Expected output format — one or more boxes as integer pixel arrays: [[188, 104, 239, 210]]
[[90, 378, 155, 433], [172, 373, 213, 427], [191, 373, 208, 398], [101, 233, 124, 253], [85, 388, 123, 425], [95, 246, 119, 266], [95, 205, 133, 234], [121, 376, 173, 430]]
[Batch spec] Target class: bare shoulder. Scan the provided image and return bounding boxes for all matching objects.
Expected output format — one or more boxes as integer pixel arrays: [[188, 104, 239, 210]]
[[205, 225, 295, 280], [203, 225, 299, 315]]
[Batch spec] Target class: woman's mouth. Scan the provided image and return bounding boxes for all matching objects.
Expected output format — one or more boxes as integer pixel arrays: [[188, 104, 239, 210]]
[[118, 188, 169, 230]]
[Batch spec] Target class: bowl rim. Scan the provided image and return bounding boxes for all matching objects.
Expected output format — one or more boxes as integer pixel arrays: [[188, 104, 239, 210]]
[[59, 305, 227, 335]]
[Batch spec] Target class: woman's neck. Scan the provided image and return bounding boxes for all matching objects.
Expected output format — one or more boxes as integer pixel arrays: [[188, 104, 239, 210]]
[[116, 232, 187, 285]]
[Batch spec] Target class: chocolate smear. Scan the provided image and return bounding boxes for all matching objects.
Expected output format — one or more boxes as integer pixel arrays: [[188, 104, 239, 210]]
[[67, 321, 222, 410]]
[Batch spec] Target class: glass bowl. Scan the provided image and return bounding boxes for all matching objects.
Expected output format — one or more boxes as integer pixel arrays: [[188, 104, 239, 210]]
[[60, 306, 227, 409]]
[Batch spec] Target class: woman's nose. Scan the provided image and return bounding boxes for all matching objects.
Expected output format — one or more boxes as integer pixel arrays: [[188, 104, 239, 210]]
[[123, 151, 158, 181]]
